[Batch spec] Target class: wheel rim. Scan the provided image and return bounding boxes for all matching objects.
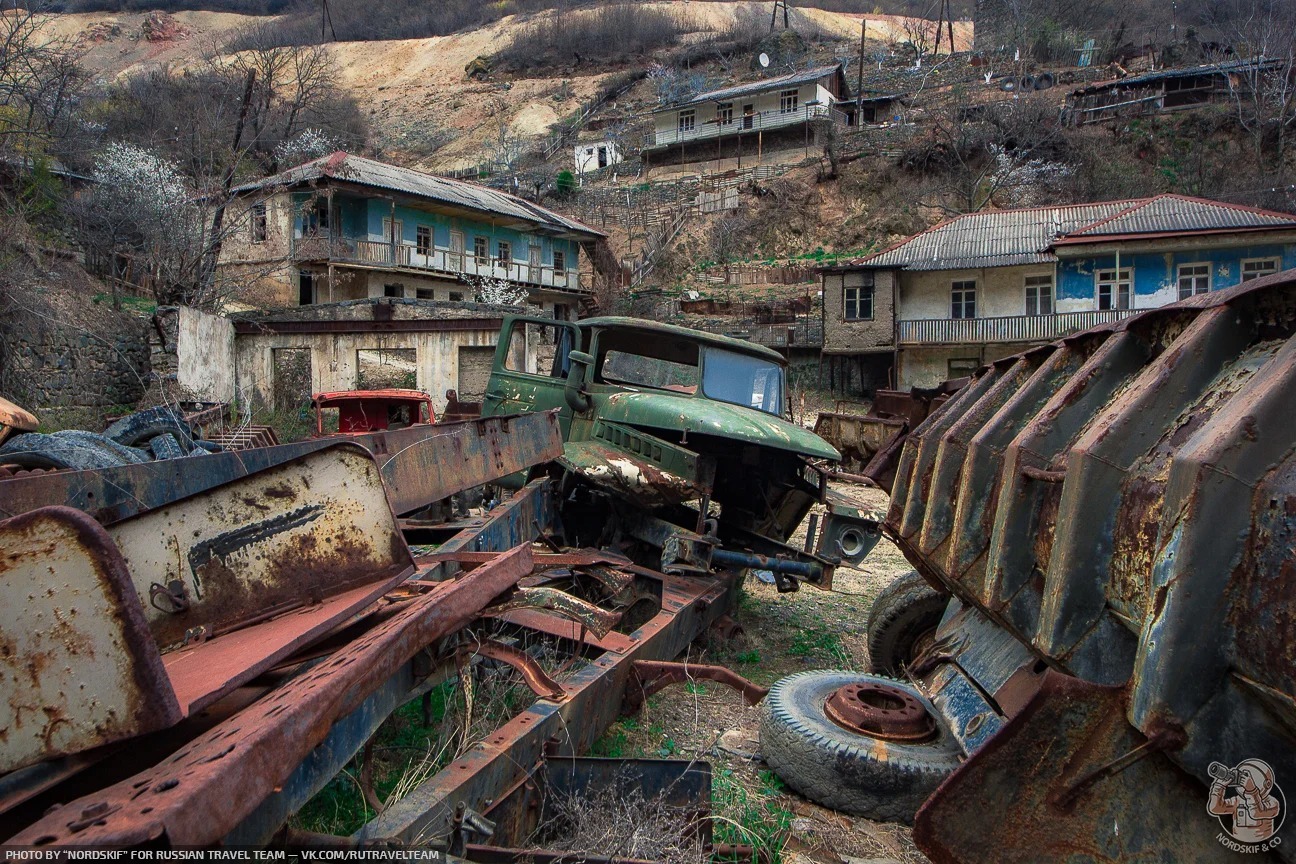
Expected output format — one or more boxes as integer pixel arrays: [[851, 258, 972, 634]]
[[825, 681, 937, 742]]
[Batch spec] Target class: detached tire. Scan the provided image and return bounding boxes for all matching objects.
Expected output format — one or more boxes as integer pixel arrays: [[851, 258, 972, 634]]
[[867, 570, 948, 676], [760, 670, 962, 824]]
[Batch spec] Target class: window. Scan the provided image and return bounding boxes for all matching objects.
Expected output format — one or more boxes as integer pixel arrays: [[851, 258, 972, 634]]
[[843, 276, 875, 320], [1096, 268, 1132, 310], [473, 236, 489, 263], [1024, 274, 1053, 315], [416, 226, 432, 256], [302, 200, 328, 233], [251, 203, 267, 243], [1177, 263, 1210, 300], [717, 102, 733, 124], [951, 280, 977, 319], [416, 287, 434, 300], [1242, 258, 1279, 281], [497, 240, 512, 266], [298, 270, 314, 306], [384, 284, 405, 298], [553, 250, 567, 272], [449, 291, 464, 302], [779, 89, 799, 113], [678, 109, 695, 132]]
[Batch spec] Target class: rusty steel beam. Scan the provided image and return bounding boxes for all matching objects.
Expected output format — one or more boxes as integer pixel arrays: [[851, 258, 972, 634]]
[[464, 640, 566, 701], [359, 569, 737, 844], [7, 545, 535, 847], [623, 661, 769, 711], [0, 411, 562, 523], [487, 587, 622, 638]]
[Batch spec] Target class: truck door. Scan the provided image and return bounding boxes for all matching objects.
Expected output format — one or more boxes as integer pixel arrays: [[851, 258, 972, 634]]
[[482, 316, 581, 437]]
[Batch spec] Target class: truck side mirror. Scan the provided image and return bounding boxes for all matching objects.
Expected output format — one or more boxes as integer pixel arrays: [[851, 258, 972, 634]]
[[564, 350, 593, 413]]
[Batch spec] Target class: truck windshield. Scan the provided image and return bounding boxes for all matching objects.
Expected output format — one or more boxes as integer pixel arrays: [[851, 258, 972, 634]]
[[702, 348, 784, 415]]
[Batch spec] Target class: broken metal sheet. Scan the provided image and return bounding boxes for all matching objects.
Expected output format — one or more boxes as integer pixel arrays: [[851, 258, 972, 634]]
[[108, 443, 414, 652], [0, 411, 563, 523], [488, 587, 622, 638], [6, 544, 534, 847], [0, 507, 182, 775], [560, 434, 715, 510], [0, 396, 38, 446]]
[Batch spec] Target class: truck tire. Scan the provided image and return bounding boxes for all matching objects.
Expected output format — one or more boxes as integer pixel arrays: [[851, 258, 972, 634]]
[[866, 570, 948, 675], [0, 432, 132, 471], [103, 407, 196, 451], [148, 433, 185, 460], [760, 670, 962, 824]]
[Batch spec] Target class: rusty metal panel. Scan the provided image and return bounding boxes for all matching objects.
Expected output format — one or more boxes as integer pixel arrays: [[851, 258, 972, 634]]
[[107, 443, 413, 651], [888, 277, 1296, 858], [6, 544, 534, 847], [0, 507, 182, 775], [0, 412, 563, 523]]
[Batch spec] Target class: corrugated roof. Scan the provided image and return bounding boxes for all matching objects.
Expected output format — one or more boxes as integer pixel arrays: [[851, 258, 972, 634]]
[[658, 64, 843, 112], [857, 201, 1136, 270], [1061, 194, 1296, 238], [1071, 57, 1282, 95], [840, 194, 1296, 271], [232, 152, 604, 239]]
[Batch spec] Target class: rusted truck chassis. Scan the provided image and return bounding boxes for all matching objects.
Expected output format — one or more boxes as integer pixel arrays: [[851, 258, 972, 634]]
[[883, 276, 1296, 861]]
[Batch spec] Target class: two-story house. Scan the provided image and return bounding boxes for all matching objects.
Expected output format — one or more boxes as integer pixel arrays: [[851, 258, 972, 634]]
[[218, 152, 610, 318], [644, 64, 850, 169], [822, 194, 1296, 390]]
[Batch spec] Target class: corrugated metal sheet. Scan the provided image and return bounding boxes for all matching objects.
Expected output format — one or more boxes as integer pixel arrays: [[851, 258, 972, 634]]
[[232, 153, 604, 239], [846, 193, 1296, 271], [860, 202, 1134, 270], [662, 64, 843, 112], [1063, 194, 1296, 238], [1070, 57, 1282, 95]]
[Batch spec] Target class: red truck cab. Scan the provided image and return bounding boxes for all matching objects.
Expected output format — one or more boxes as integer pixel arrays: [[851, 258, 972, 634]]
[[311, 389, 436, 436]]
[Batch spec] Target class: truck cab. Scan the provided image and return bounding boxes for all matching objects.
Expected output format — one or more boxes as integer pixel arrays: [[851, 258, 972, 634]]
[[482, 316, 876, 588]]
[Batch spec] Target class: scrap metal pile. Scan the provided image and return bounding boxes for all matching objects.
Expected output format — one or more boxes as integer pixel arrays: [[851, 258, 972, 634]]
[[0, 409, 746, 853]]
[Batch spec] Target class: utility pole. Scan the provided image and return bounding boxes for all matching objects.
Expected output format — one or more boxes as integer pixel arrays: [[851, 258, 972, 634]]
[[771, 0, 789, 31], [857, 18, 866, 109]]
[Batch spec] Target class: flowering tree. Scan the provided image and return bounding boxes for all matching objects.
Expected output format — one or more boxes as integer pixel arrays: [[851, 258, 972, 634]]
[[468, 274, 529, 305], [273, 128, 339, 168]]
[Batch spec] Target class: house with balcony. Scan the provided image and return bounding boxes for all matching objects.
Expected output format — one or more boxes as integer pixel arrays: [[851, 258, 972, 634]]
[[644, 64, 850, 169], [821, 194, 1296, 390], [218, 152, 611, 318]]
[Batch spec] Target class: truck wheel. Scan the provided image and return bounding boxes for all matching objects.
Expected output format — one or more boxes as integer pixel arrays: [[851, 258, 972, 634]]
[[103, 406, 196, 451], [760, 670, 962, 824], [867, 570, 947, 675]]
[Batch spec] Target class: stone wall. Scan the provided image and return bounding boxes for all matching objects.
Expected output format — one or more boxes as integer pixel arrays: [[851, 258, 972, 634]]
[[3, 312, 151, 416]]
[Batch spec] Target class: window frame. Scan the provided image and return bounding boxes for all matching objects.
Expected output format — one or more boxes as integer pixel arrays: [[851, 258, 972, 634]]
[[553, 250, 567, 272], [473, 236, 489, 264], [716, 102, 734, 125], [383, 284, 405, 299], [1176, 262, 1211, 300], [251, 202, 268, 243], [1024, 273, 1053, 316], [842, 275, 875, 321], [1241, 257, 1280, 282], [416, 225, 433, 256], [1095, 267, 1133, 310], [678, 109, 696, 132], [779, 89, 799, 113], [951, 279, 977, 319]]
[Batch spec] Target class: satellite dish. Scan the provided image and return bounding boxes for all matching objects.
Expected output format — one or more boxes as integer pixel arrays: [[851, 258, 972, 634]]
[[758, 52, 771, 68]]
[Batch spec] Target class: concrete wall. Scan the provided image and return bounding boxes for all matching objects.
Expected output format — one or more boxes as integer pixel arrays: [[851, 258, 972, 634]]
[[897, 342, 1023, 389], [897, 263, 1056, 320], [235, 328, 502, 413], [1056, 234, 1296, 310], [574, 141, 624, 174], [822, 269, 896, 354], [176, 307, 235, 403]]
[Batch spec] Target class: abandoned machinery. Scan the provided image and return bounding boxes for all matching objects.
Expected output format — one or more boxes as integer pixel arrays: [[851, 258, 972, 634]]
[[4, 279, 1295, 862]]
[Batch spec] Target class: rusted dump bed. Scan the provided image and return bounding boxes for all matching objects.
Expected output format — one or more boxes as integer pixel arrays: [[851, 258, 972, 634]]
[[886, 275, 1296, 860]]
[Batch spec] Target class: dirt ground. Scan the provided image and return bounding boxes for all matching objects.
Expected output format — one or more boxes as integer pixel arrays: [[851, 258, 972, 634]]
[[593, 481, 928, 864]]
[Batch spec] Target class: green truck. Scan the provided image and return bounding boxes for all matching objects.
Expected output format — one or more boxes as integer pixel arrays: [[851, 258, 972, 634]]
[[482, 315, 878, 589]]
